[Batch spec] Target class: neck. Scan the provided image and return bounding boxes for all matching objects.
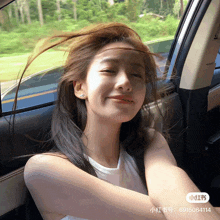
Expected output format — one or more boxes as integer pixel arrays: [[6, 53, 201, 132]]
[[82, 116, 121, 168]]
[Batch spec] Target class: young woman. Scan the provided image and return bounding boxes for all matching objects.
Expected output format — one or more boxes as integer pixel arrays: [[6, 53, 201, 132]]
[[21, 23, 220, 220]]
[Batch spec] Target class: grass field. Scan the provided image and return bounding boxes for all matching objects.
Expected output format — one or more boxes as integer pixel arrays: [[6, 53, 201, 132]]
[[0, 50, 67, 82]]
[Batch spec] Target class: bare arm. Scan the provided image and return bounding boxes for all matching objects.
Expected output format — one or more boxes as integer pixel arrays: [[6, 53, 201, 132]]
[[215, 208, 220, 215], [144, 131, 220, 220], [24, 154, 167, 220]]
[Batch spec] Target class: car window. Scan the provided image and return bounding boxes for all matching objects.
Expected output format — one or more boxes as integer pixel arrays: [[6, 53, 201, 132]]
[[0, 0, 190, 114]]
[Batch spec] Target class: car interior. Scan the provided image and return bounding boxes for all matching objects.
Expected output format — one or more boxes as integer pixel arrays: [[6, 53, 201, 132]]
[[0, 0, 220, 219]]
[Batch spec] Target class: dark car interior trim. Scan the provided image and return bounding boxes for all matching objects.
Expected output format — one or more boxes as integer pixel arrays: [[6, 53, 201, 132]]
[[0, 0, 14, 10], [1, 101, 55, 117], [172, 0, 220, 207]]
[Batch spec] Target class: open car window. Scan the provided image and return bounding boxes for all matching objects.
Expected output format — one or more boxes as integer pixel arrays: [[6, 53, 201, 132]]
[[0, 0, 190, 115]]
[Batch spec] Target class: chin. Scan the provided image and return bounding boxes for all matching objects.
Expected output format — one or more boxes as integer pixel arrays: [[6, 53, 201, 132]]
[[111, 114, 137, 123]]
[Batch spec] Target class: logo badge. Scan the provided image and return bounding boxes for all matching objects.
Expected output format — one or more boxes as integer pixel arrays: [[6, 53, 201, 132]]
[[186, 192, 209, 203]]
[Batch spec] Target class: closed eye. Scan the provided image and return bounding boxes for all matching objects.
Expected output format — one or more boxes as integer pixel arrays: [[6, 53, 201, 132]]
[[132, 73, 143, 78], [101, 69, 116, 74]]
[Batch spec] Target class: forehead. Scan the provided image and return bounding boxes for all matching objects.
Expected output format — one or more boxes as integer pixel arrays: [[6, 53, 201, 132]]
[[93, 42, 144, 65]]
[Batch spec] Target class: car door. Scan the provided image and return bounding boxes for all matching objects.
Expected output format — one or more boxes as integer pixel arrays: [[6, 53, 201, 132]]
[[166, 0, 220, 206], [0, 0, 220, 219]]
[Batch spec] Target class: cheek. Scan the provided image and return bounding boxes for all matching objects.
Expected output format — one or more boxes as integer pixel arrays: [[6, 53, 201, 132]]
[[87, 74, 99, 89], [86, 75, 111, 100], [86, 73, 102, 95], [136, 86, 147, 108], [134, 81, 146, 98]]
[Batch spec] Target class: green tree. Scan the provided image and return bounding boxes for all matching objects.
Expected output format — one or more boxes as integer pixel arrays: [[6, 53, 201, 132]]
[[76, 0, 109, 22], [173, 0, 188, 19], [146, 0, 175, 16], [29, 0, 57, 23], [0, 8, 11, 31], [37, 0, 44, 26], [13, 1, 19, 24], [56, 0, 61, 21], [126, 0, 141, 22], [41, 0, 57, 22], [73, 0, 77, 20], [24, 0, 31, 24]]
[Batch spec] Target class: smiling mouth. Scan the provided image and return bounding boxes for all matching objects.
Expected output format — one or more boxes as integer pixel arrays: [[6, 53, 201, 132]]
[[111, 98, 134, 103], [109, 95, 134, 103], [120, 99, 133, 103]]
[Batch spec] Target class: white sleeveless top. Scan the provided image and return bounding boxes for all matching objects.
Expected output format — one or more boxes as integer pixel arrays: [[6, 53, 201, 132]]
[[61, 147, 147, 220]]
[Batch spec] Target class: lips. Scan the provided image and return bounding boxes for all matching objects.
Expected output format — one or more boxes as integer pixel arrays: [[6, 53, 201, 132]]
[[109, 95, 134, 103]]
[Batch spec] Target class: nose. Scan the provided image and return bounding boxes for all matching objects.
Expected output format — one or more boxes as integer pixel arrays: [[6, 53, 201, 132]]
[[115, 71, 132, 92]]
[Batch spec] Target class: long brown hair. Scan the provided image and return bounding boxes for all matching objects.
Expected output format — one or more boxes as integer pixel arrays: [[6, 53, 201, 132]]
[[13, 22, 164, 183]]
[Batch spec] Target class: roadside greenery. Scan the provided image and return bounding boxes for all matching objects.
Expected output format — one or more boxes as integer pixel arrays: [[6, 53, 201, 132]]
[[0, 0, 187, 55], [0, 15, 179, 55], [0, 0, 188, 82]]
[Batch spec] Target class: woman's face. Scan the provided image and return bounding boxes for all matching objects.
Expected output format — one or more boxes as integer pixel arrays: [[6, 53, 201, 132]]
[[78, 42, 146, 123]]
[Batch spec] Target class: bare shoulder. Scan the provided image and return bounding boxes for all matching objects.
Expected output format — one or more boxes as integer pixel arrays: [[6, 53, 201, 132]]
[[24, 154, 73, 199], [24, 153, 97, 215], [146, 128, 167, 149], [24, 154, 69, 185], [24, 152, 68, 169], [24, 154, 50, 181], [144, 128, 177, 167]]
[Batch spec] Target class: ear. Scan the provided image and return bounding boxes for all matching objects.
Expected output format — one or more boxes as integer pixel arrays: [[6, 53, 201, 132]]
[[73, 81, 87, 99]]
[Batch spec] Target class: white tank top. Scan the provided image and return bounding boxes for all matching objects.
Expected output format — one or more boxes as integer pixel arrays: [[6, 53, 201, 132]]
[[61, 147, 147, 220]]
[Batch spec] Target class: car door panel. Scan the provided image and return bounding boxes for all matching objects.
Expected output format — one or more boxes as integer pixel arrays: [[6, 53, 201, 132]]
[[0, 105, 54, 176], [0, 106, 54, 220], [167, 0, 220, 206], [0, 167, 27, 217]]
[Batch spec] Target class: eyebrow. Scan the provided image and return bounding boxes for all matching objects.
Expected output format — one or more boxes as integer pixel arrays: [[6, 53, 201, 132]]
[[100, 58, 145, 69]]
